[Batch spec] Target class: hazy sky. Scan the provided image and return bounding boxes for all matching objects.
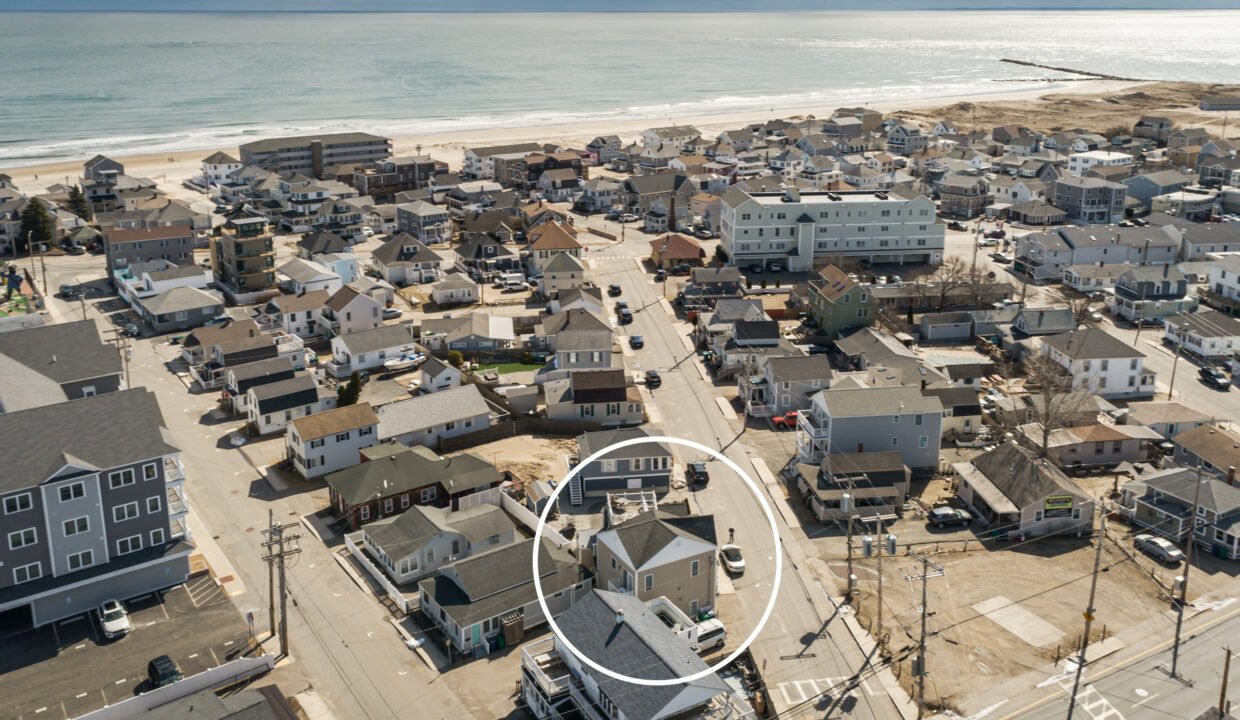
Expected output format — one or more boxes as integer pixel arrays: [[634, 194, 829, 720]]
[[4, 0, 1240, 10]]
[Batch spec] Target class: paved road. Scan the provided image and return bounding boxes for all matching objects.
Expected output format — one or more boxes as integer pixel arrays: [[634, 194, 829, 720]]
[[1007, 606, 1240, 720], [588, 241, 904, 720]]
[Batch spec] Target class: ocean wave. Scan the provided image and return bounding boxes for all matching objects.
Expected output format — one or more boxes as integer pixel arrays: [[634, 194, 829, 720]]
[[0, 79, 1063, 168]]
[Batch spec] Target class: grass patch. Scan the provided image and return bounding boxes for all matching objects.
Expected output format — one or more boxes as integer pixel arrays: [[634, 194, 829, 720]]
[[476, 362, 544, 375]]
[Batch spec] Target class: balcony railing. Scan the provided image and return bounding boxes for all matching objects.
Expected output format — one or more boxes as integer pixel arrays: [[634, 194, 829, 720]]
[[164, 457, 185, 483], [522, 640, 572, 698], [167, 487, 189, 517], [797, 412, 830, 438]]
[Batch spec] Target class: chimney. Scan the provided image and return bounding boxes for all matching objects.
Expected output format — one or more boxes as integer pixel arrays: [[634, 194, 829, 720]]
[[615, 608, 625, 625], [1229, 466, 1236, 486]]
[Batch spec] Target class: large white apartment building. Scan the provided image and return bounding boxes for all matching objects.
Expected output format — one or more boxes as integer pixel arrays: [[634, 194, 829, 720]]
[[720, 186, 944, 271]]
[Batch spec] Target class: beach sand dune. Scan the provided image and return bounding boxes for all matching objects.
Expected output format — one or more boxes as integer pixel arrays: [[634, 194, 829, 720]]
[[2, 80, 1234, 204]]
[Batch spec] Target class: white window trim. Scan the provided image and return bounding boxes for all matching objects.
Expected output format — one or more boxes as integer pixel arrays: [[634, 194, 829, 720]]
[[113, 502, 139, 523], [117, 534, 143, 556], [8, 527, 37, 550]]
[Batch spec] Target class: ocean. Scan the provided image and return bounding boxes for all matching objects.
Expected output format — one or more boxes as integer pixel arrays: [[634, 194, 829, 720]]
[[1, 10, 1239, 166]]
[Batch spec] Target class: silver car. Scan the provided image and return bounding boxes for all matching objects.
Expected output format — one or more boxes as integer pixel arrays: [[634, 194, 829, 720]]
[[1133, 534, 1185, 565]]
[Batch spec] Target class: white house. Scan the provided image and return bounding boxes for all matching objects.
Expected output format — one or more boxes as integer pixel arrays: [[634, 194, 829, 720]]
[[362, 504, 519, 583], [539, 251, 586, 297], [317, 285, 382, 339], [113, 259, 211, 304], [201, 151, 242, 186], [1163, 310, 1240, 361], [1040, 329, 1156, 399], [640, 125, 701, 150], [431, 274, 479, 307], [1068, 150, 1134, 176], [1206, 255, 1240, 311], [326, 323, 417, 379], [377, 384, 492, 448], [419, 356, 462, 393], [370, 232, 444, 286], [278, 258, 342, 295], [247, 373, 337, 436], [258, 289, 331, 338], [286, 402, 379, 480]]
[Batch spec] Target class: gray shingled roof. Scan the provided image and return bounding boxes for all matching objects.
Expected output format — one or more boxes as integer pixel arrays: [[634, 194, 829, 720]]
[[766, 355, 833, 382], [0, 319, 121, 384], [377, 384, 489, 439], [366, 504, 515, 560], [416, 538, 578, 628], [577, 427, 671, 461], [337, 323, 415, 356], [0, 389, 177, 493], [141, 286, 222, 316], [554, 590, 730, 720], [328, 445, 500, 504], [963, 441, 1086, 509], [608, 510, 717, 568], [1042, 329, 1143, 360]]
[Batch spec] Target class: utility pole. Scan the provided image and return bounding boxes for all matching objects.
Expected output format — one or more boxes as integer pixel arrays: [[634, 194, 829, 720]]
[[266, 509, 276, 642], [1168, 321, 1190, 400], [1067, 514, 1107, 720], [261, 513, 302, 657], [844, 476, 856, 603], [876, 520, 887, 645], [1167, 467, 1205, 683], [906, 552, 944, 720], [1221, 646, 1232, 718]]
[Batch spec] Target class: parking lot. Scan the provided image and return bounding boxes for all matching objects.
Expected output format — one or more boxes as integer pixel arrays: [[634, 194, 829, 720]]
[[0, 578, 253, 720]]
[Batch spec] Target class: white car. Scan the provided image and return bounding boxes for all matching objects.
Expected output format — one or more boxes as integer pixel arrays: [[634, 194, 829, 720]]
[[1134, 534, 1185, 565], [719, 544, 745, 575], [360, 226, 375, 237], [98, 599, 132, 639]]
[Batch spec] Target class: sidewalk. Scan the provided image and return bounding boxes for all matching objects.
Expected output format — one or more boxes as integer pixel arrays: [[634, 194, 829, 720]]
[[187, 510, 248, 597]]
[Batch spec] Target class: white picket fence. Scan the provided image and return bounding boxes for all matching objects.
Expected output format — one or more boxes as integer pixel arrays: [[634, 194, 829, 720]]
[[73, 655, 275, 719], [344, 532, 416, 615]]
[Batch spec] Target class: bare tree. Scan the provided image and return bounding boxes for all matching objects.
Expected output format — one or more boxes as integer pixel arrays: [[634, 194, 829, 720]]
[[931, 256, 970, 310], [1068, 296, 1094, 327], [1021, 354, 1097, 458]]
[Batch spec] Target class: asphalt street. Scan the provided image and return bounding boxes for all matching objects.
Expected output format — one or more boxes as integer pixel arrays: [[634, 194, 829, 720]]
[[588, 235, 905, 720]]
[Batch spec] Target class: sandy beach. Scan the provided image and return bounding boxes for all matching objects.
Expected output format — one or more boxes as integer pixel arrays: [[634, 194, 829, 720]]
[[2, 79, 1232, 203]]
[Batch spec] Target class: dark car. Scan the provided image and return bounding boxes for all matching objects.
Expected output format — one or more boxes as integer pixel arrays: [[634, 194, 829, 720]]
[[618, 308, 633, 325], [63, 244, 86, 255], [1200, 366, 1232, 391], [629, 335, 644, 349], [946, 221, 967, 231], [687, 461, 709, 486], [645, 369, 662, 388], [147, 655, 183, 689], [670, 264, 691, 276], [608, 284, 622, 297], [57, 283, 78, 298], [984, 229, 1006, 239], [615, 300, 629, 312], [655, 268, 667, 281], [928, 507, 972, 528], [747, 263, 764, 274]]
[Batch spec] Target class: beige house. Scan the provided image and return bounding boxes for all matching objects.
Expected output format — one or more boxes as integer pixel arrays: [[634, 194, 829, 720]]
[[593, 509, 717, 618], [539, 251, 587, 298], [1017, 422, 1161, 469]]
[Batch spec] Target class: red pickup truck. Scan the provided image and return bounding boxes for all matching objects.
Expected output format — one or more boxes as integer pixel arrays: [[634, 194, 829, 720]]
[[771, 411, 799, 430]]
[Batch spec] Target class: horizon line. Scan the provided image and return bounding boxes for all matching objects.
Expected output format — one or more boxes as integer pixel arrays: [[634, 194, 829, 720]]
[[0, 6, 1231, 12]]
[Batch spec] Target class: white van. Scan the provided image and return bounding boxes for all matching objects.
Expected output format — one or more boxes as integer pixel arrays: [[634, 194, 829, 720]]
[[500, 272, 527, 291], [694, 618, 727, 653]]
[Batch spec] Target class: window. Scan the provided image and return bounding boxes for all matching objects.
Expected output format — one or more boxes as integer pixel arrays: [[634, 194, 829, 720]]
[[310, 438, 325, 449], [644, 573, 654, 592], [60, 483, 85, 502], [143, 463, 159, 481], [914, 414, 923, 426], [426, 547, 435, 563], [602, 459, 617, 473], [400, 495, 410, 509], [452, 540, 461, 556], [67, 550, 94, 570], [109, 469, 136, 489], [383, 498, 393, 513], [64, 517, 89, 536], [8, 528, 36, 549], [146, 496, 161, 514], [113, 502, 139, 522], [336, 432, 351, 442], [892, 437, 900, 446], [117, 535, 142, 555], [82, 386, 96, 397], [359, 505, 370, 521], [691, 560, 700, 577], [13, 562, 41, 584], [421, 486, 437, 503], [1035, 510, 1043, 522], [489, 534, 501, 545], [893, 415, 900, 423], [919, 436, 929, 449], [150, 528, 165, 546], [611, 557, 617, 570], [359, 426, 374, 436], [446, 421, 456, 431]]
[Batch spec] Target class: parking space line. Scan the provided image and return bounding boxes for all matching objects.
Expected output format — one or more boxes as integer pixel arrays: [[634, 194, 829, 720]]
[[210, 647, 220, 665], [188, 652, 199, 659], [114, 679, 125, 685], [74, 693, 86, 699]]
